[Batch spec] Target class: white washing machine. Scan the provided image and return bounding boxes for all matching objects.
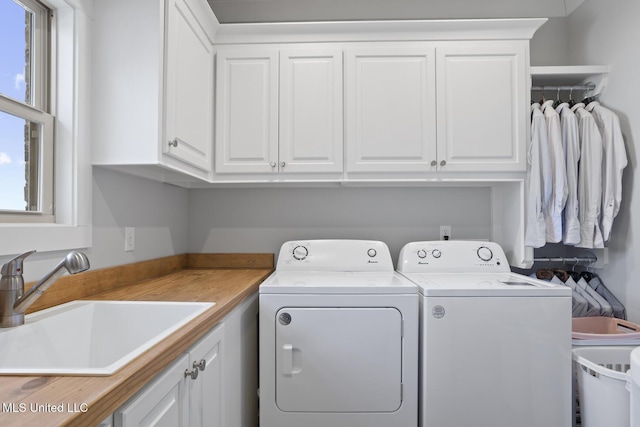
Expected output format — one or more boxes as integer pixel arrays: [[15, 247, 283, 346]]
[[398, 240, 572, 427], [259, 240, 418, 427]]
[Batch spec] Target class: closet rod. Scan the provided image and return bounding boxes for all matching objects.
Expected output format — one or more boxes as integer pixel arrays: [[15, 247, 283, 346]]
[[533, 256, 597, 264], [531, 83, 596, 92]]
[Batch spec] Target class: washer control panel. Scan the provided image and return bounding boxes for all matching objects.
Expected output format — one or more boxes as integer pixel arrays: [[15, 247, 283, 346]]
[[397, 240, 509, 273], [277, 240, 394, 272]]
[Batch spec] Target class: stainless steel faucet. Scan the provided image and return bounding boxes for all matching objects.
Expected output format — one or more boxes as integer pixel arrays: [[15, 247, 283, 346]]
[[0, 250, 90, 328]]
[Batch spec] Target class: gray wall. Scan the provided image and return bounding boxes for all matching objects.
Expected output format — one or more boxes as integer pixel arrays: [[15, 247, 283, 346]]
[[188, 187, 492, 265], [566, 1, 639, 321], [90, 167, 190, 269], [530, 1, 639, 321]]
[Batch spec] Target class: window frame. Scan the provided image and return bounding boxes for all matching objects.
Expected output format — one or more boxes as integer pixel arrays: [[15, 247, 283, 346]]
[[0, 0, 53, 221], [0, 0, 92, 256]]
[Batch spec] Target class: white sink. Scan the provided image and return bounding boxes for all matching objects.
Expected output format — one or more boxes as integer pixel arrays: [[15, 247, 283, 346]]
[[0, 300, 214, 375]]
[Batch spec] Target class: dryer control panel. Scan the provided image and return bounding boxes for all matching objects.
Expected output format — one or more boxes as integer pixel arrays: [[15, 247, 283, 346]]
[[277, 240, 394, 272], [397, 240, 509, 273]]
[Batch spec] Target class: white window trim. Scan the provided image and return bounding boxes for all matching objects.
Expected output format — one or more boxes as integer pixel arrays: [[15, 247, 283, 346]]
[[0, 0, 92, 256]]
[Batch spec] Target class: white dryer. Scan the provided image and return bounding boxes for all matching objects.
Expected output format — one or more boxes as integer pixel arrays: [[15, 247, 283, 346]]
[[398, 240, 572, 427], [259, 240, 418, 427]]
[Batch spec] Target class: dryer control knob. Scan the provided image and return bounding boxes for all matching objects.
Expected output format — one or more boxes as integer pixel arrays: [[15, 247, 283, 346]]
[[477, 246, 493, 262], [292, 245, 309, 261], [367, 248, 377, 258], [417, 249, 428, 259], [432, 249, 442, 259]]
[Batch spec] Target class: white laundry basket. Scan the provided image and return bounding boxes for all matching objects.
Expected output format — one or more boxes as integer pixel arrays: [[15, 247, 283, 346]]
[[629, 347, 640, 427], [572, 346, 636, 427]]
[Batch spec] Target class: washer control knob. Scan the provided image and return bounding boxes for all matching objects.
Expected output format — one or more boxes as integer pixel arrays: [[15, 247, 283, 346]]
[[477, 246, 493, 262], [417, 249, 428, 259], [432, 249, 442, 259], [292, 245, 308, 261], [367, 248, 377, 258]]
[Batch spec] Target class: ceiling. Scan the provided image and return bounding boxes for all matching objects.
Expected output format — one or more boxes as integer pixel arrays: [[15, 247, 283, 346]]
[[208, 0, 584, 24]]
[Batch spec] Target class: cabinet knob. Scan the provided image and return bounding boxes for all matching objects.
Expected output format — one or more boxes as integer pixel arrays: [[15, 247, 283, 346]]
[[280, 161, 286, 168], [270, 161, 277, 168], [193, 359, 206, 372], [440, 160, 447, 167], [184, 367, 199, 380], [430, 160, 437, 167], [168, 138, 179, 148]]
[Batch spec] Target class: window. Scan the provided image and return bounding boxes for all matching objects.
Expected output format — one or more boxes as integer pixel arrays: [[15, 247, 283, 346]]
[[0, 0, 53, 222]]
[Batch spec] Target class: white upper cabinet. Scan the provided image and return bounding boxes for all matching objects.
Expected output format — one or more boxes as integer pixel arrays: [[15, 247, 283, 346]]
[[164, 0, 216, 173], [215, 47, 343, 176], [215, 49, 279, 174], [279, 49, 344, 173], [92, 0, 216, 183], [344, 41, 527, 175], [436, 41, 527, 172], [345, 46, 437, 173]]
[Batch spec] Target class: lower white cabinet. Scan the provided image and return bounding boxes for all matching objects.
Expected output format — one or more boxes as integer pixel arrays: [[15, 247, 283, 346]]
[[114, 324, 224, 427], [113, 292, 259, 427]]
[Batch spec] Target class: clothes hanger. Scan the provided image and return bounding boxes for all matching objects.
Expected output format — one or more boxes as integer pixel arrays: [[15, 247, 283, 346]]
[[539, 86, 547, 105], [553, 87, 563, 109], [581, 87, 594, 105], [568, 87, 576, 108]]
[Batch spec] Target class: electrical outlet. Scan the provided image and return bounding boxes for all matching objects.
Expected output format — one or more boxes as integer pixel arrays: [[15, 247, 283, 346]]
[[440, 225, 452, 241], [125, 227, 135, 252]]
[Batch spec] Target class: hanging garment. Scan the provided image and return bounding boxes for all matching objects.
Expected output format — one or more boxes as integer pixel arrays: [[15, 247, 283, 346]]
[[556, 103, 581, 245], [587, 274, 627, 320], [525, 103, 552, 248], [525, 103, 551, 248], [576, 276, 613, 316], [585, 101, 628, 242], [566, 275, 601, 316], [572, 103, 604, 249], [534, 270, 589, 317], [541, 100, 568, 243], [555, 275, 590, 317]]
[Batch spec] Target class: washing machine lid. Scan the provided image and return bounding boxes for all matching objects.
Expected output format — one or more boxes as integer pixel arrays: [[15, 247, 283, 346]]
[[400, 272, 572, 297], [260, 271, 417, 294]]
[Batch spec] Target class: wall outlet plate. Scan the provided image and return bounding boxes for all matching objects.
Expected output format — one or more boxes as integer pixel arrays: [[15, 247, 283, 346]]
[[125, 227, 135, 252], [440, 225, 452, 240]]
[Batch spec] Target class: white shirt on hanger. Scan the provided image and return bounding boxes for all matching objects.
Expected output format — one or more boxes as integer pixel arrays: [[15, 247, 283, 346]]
[[542, 100, 568, 243], [556, 102, 581, 245], [572, 103, 604, 249], [585, 101, 628, 242], [525, 103, 552, 248]]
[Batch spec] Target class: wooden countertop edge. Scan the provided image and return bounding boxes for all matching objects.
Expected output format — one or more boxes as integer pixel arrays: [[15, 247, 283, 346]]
[[0, 255, 274, 427]]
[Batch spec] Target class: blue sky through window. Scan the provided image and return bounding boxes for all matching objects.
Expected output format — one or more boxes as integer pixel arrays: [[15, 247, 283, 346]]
[[0, 0, 30, 211]]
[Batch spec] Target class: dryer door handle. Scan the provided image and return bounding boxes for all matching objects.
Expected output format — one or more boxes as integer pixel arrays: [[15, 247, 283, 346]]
[[282, 344, 294, 376]]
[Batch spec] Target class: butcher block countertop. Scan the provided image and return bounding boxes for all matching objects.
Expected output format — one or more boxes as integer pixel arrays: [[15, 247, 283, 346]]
[[0, 253, 273, 427]]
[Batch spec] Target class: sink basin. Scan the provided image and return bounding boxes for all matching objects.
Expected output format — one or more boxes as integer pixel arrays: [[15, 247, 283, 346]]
[[0, 300, 214, 375]]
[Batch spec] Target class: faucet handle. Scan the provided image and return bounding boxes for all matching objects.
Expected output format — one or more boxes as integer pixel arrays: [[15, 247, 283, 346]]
[[1, 250, 36, 276]]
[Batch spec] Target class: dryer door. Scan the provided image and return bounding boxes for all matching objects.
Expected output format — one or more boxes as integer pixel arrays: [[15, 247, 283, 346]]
[[275, 307, 403, 413]]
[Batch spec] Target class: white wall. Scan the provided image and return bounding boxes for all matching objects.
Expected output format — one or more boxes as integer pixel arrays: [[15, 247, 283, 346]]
[[530, 1, 639, 321], [12, 168, 189, 282], [530, 17, 570, 66], [90, 167, 190, 270], [564, 0, 639, 321], [188, 186, 492, 264]]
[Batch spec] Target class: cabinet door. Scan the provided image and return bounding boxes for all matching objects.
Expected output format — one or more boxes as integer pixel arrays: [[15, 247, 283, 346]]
[[115, 354, 189, 427], [436, 42, 527, 172], [215, 49, 279, 173], [164, 0, 215, 172], [279, 49, 343, 173], [345, 46, 437, 173], [189, 324, 224, 427]]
